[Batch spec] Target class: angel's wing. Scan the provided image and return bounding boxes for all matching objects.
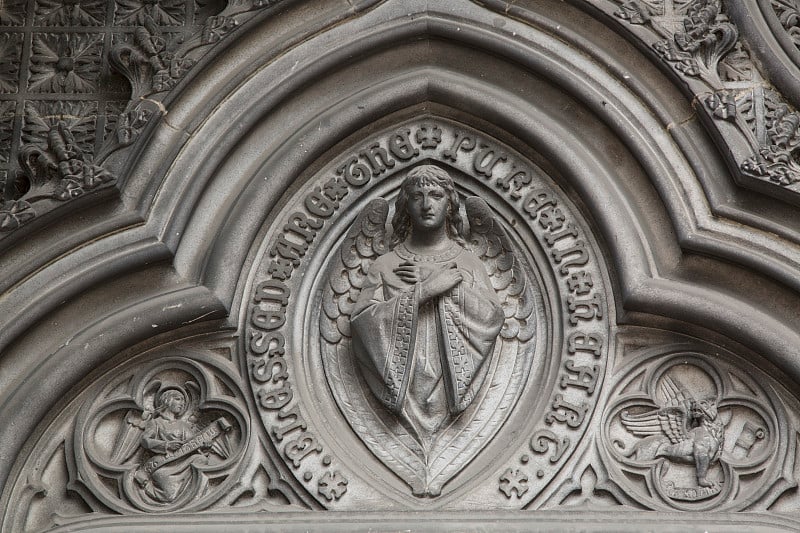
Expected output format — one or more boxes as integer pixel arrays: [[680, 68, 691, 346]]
[[658, 407, 689, 444], [110, 410, 149, 464], [184, 380, 201, 425], [109, 379, 161, 464], [619, 405, 689, 445], [659, 375, 692, 408], [464, 197, 535, 342], [657, 376, 692, 443], [319, 200, 428, 486], [320, 198, 389, 344]]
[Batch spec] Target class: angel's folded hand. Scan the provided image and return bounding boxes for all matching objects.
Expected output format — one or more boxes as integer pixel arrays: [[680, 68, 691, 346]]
[[420, 269, 463, 301], [393, 262, 420, 284]]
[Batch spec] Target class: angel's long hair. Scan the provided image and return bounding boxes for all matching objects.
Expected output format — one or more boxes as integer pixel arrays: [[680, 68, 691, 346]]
[[390, 165, 466, 248]]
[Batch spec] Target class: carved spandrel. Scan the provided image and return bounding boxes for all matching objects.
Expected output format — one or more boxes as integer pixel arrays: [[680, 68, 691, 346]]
[[0, 0, 296, 237], [769, 0, 800, 53], [603, 0, 800, 190]]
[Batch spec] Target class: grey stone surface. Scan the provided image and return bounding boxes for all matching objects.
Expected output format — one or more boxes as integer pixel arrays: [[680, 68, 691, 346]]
[[2, 0, 800, 530]]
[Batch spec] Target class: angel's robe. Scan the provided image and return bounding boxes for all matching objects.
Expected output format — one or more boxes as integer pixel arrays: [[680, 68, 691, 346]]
[[351, 241, 504, 438], [136, 417, 199, 502]]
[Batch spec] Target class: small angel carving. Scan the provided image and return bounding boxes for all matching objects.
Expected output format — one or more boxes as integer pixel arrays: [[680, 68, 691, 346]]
[[321, 164, 536, 494], [110, 380, 233, 505], [619, 375, 725, 489]]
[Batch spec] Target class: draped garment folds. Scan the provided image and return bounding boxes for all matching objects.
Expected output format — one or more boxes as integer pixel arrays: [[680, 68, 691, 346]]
[[351, 242, 504, 438], [135, 417, 198, 503]]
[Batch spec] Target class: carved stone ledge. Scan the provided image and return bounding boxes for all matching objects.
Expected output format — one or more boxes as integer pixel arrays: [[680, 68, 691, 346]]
[[33, 510, 800, 532]]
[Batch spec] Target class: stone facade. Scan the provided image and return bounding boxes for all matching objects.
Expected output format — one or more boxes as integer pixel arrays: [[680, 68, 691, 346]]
[[3, 0, 800, 530]]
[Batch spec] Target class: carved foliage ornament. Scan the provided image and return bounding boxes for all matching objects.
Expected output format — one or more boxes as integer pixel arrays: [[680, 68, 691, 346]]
[[0, 0, 293, 237], [770, 0, 800, 51], [611, 0, 800, 189], [602, 352, 792, 511], [74, 356, 249, 513], [244, 117, 611, 508]]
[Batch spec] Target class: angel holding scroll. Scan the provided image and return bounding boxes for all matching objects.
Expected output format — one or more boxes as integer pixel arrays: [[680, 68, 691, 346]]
[[110, 380, 233, 505]]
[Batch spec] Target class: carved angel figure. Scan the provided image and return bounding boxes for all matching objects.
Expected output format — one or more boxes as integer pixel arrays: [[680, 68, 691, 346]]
[[110, 380, 232, 505], [322, 164, 536, 468], [619, 376, 725, 488], [350, 165, 505, 444]]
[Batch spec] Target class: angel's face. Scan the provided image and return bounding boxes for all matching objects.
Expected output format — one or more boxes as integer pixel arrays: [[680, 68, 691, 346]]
[[407, 182, 448, 232], [162, 391, 186, 416], [168, 396, 184, 414]]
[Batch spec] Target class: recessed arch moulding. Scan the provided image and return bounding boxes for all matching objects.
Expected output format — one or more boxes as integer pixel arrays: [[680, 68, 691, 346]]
[[3, 0, 800, 530]]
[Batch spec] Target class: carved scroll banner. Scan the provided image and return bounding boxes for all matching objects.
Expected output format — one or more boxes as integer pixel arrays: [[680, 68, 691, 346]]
[[140, 417, 233, 475], [243, 117, 613, 509]]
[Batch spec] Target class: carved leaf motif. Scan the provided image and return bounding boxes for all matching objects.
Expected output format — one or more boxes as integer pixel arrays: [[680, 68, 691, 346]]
[[652, 0, 738, 81], [0, 33, 22, 93], [614, 1, 662, 24], [202, 16, 239, 45], [739, 89, 800, 185], [0, 200, 35, 231], [0, 102, 15, 163], [35, 0, 106, 26], [13, 100, 116, 203], [772, 0, 800, 51], [0, 0, 26, 25], [28, 33, 102, 93], [115, 0, 186, 26], [109, 22, 169, 100]]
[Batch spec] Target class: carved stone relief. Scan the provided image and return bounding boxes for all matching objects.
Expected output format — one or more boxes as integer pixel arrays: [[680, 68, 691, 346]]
[[3, 0, 800, 531], [244, 117, 610, 508], [604, 0, 800, 192], [602, 349, 792, 511], [0, 0, 296, 238], [74, 355, 249, 513]]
